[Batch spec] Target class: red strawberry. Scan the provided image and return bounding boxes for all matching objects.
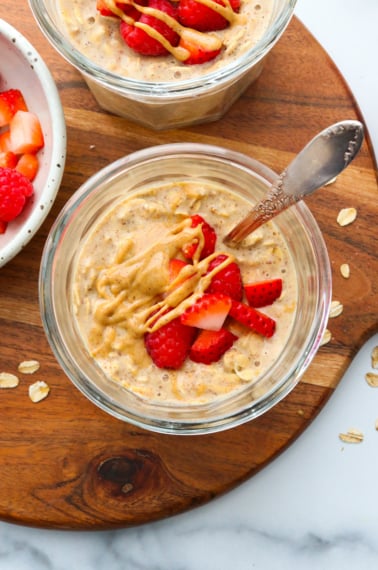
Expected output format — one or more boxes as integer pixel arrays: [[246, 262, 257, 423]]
[[0, 89, 28, 127], [229, 300, 276, 338], [0, 150, 18, 169], [180, 293, 232, 331], [0, 220, 7, 234], [182, 214, 217, 260], [178, 0, 240, 32], [0, 131, 12, 152], [179, 29, 222, 65], [144, 316, 196, 369], [206, 254, 243, 301], [97, 0, 144, 19], [189, 328, 237, 364], [9, 110, 44, 155], [120, 0, 179, 56], [15, 153, 39, 182], [169, 258, 189, 283], [244, 278, 283, 308]]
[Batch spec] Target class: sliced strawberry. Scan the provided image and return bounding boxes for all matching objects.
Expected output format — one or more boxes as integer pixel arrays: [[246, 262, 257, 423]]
[[9, 110, 44, 155], [0, 131, 12, 152], [97, 0, 144, 19], [0, 220, 8, 234], [144, 316, 196, 369], [0, 89, 28, 127], [15, 153, 39, 182], [178, 0, 240, 33], [0, 150, 18, 169], [189, 328, 237, 365], [244, 278, 283, 308], [182, 214, 217, 260], [120, 0, 179, 56], [206, 254, 243, 301], [229, 300, 276, 338], [179, 29, 222, 65], [180, 293, 232, 331], [169, 258, 189, 282], [96, 0, 119, 16]]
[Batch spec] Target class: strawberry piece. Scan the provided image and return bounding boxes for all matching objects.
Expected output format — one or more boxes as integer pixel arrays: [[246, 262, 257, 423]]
[[178, 0, 240, 33], [179, 30, 222, 65], [182, 214, 217, 260], [189, 328, 237, 365], [0, 89, 28, 127], [0, 150, 18, 169], [97, 0, 144, 19], [9, 110, 44, 155], [180, 293, 232, 331], [120, 0, 179, 56], [244, 278, 283, 308], [15, 153, 39, 182], [96, 0, 120, 16], [206, 254, 243, 301], [169, 258, 189, 282], [144, 316, 196, 369], [0, 220, 8, 234], [229, 300, 276, 338], [0, 131, 12, 152]]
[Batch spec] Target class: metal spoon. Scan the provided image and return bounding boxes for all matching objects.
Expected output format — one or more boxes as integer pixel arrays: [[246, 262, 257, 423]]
[[223, 120, 364, 246]]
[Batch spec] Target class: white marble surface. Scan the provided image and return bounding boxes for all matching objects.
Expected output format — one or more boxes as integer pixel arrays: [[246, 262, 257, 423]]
[[1, 0, 378, 568]]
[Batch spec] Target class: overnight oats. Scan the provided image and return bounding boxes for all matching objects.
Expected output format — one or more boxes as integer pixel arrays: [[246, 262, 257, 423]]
[[71, 180, 297, 405], [39, 144, 330, 433], [30, 0, 297, 128], [59, 0, 274, 81]]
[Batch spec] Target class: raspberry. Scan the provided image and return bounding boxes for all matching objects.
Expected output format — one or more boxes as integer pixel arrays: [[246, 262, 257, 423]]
[[0, 167, 33, 222], [145, 316, 196, 369]]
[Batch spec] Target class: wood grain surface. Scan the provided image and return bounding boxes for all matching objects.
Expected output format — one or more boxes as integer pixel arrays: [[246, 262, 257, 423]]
[[0, 3, 377, 529]]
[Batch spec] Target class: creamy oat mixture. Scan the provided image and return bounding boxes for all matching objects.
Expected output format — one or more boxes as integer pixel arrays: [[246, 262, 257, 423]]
[[72, 180, 297, 405], [59, 0, 274, 81]]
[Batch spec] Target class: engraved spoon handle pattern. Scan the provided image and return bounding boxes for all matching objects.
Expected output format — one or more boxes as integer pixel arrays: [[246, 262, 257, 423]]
[[224, 120, 364, 246]]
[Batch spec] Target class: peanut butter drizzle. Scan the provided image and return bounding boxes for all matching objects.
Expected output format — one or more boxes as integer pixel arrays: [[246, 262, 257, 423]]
[[92, 219, 235, 351], [102, 0, 243, 62]]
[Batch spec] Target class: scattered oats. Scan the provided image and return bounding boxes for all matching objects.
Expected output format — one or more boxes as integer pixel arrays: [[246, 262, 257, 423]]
[[320, 329, 332, 346], [339, 428, 364, 443], [365, 372, 378, 387], [340, 263, 350, 279], [89, 144, 96, 150], [297, 409, 305, 416], [329, 300, 343, 318], [18, 360, 40, 375], [337, 207, 357, 227], [375, 419, 378, 431], [28, 380, 50, 403], [0, 372, 19, 388], [371, 346, 378, 369]]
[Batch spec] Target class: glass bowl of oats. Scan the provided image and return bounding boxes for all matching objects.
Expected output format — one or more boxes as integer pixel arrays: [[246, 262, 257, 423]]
[[29, 0, 297, 129], [39, 143, 331, 434]]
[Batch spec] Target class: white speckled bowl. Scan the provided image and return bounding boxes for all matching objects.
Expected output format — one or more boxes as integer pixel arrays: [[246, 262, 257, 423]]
[[0, 18, 66, 267]]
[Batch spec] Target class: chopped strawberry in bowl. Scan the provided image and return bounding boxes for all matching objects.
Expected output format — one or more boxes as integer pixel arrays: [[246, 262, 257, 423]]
[[0, 20, 66, 267], [39, 143, 331, 434]]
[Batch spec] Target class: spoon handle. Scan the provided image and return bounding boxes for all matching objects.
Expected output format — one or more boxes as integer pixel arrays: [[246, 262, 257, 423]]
[[223, 180, 297, 245], [223, 120, 364, 246]]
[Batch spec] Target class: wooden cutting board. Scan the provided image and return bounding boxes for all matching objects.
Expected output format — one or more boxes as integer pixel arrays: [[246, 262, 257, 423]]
[[0, 4, 377, 529]]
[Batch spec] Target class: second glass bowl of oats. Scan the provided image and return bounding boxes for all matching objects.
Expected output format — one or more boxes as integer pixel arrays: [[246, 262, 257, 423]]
[[39, 143, 331, 434], [29, 0, 297, 129]]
